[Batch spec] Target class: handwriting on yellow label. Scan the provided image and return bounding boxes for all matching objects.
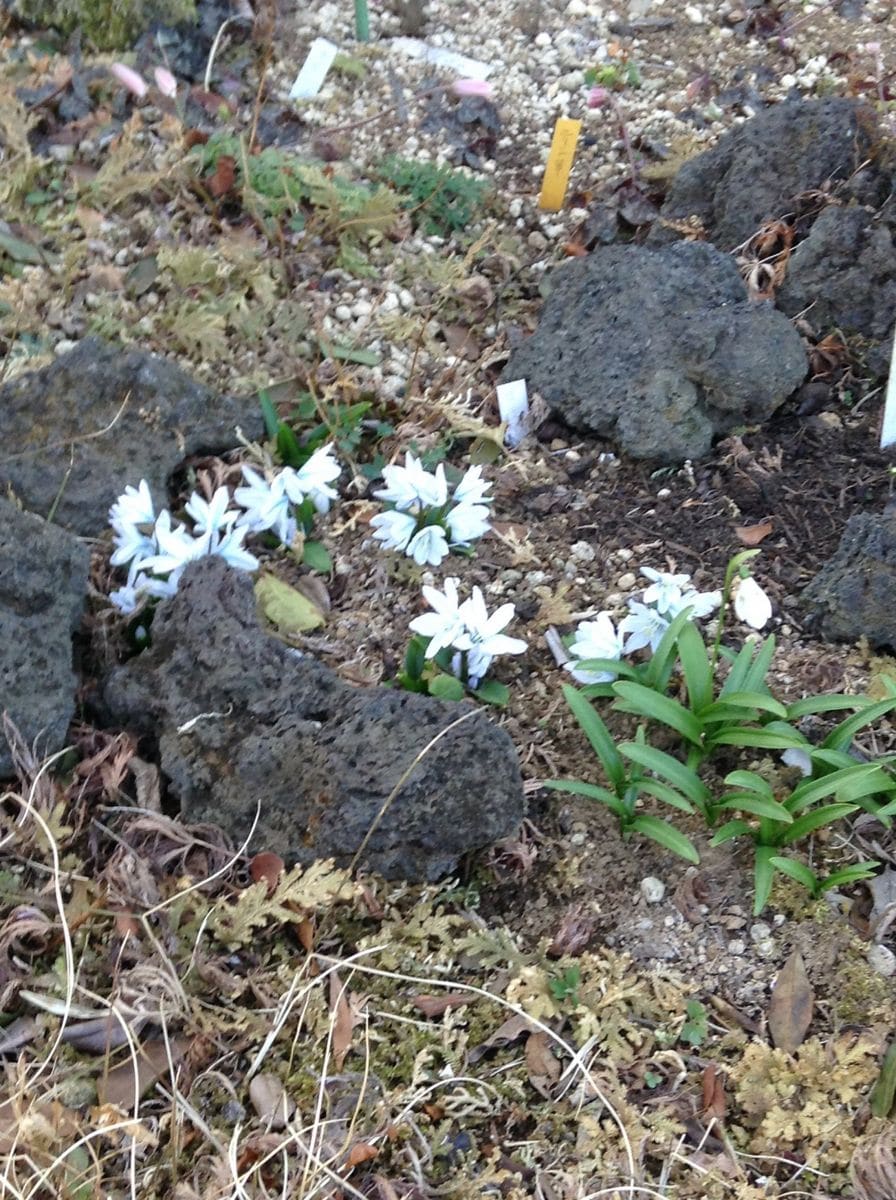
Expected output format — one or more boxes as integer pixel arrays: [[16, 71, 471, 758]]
[[538, 118, 582, 211]]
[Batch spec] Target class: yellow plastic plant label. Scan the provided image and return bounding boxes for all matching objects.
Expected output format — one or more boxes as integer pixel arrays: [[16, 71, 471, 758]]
[[538, 117, 582, 211]]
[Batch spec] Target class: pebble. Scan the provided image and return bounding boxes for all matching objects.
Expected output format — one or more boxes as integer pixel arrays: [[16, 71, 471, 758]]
[[728, 939, 746, 955], [617, 572, 636, 590], [615, 548, 634, 562], [334, 304, 352, 321], [570, 541, 596, 563], [55, 339, 78, 355], [399, 288, 415, 310], [868, 944, 896, 977], [381, 292, 400, 314], [566, 0, 587, 12], [685, 4, 705, 22], [641, 876, 665, 904], [534, 31, 552, 46], [352, 299, 373, 318]]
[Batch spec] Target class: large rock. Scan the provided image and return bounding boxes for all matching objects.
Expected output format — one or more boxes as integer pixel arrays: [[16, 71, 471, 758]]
[[0, 338, 263, 537], [777, 206, 896, 379], [503, 241, 807, 462], [0, 499, 89, 776], [103, 559, 525, 881], [655, 98, 890, 250], [802, 509, 896, 648]]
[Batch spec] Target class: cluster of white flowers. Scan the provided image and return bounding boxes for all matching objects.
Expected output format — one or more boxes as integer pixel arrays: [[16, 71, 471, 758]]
[[371, 454, 492, 566], [409, 577, 527, 688], [108, 446, 340, 614], [566, 567, 724, 685]]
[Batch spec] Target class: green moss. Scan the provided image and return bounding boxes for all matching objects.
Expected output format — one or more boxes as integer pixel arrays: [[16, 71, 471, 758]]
[[16, 0, 196, 51]]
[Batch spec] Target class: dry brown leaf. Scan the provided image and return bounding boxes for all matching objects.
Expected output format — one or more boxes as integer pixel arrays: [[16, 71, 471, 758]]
[[248, 1072, 294, 1130], [207, 154, 236, 198], [768, 949, 814, 1053], [734, 520, 773, 546], [525, 1031, 561, 1098], [330, 972, 354, 1071], [250, 851, 285, 895], [701, 1063, 726, 1120], [708, 994, 762, 1036], [443, 323, 481, 360], [130, 755, 161, 812], [469, 1013, 537, 1062], [412, 992, 474, 1018], [546, 903, 597, 959], [346, 1141, 379, 1166], [99, 1037, 189, 1109]]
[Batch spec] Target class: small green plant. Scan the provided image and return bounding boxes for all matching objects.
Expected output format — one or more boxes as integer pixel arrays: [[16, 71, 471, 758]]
[[379, 157, 491, 237], [679, 998, 708, 1047], [192, 136, 399, 266], [548, 965, 581, 1007], [585, 60, 641, 91], [547, 554, 896, 914], [397, 634, 510, 707]]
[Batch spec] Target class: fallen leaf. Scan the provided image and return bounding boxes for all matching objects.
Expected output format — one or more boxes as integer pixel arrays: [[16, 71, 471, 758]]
[[64, 1014, 148, 1053], [734, 520, 773, 546], [412, 992, 474, 1018], [701, 1063, 726, 1120], [207, 154, 236, 198], [0, 1016, 37, 1054], [525, 1031, 561, 1098], [469, 1013, 536, 1062], [249, 1072, 295, 1130], [707, 994, 762, 1036], [768, 949, 814, 1053], [346, 1142, 379, 1166], [546, 903, 597, 958], [255, 572, 325, 634], [443, 322, 481, 360], [250, 851, 285, 895], [330, 972, 354, 1071], [99, 1037, 189, 1109]]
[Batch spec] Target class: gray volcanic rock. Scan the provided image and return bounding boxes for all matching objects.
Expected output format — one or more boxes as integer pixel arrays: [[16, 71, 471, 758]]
[[777, 205, 896, 379], [0, 499, 89, 776], [503, 241, 807, 462], [104, 558, 525, 881], [655, 98, 889, 251], [802, 509, 896, 648], [0, 338, 263, 536]]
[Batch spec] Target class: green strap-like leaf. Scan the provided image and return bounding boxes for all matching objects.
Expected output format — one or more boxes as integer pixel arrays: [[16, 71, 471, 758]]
[[723, 770, 775, 798], [777, 802, 859, 845], [629, 815, 700, 864], [543, 779, 626, 817], [613, 681, 704, 746], [786, 695, 865, 719], [768, 855, 817, 892], [636, 778, 696, 814], [752, 845, 777, 915], [677, 621, 713, 715], [562, 684, 625, 789], [704, 692, 787, 719], [619, 741, 712, 811], [823, 696, 896, 751], [717, 794, 793, 823], [710, 819, 753, 845]]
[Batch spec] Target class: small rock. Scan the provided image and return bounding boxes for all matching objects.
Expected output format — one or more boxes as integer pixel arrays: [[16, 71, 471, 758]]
[[750, 922, 772, 943], [352, 299, 373, 318], [534, 30, 552, 46], [684, 3, 704, 20], [380, 292, 400, 314], [868, 944, 896, 977], [728, 939, 746, 955], [617, 572, 637, 590], [334, 304, 353, 321], [641, 876, 665, 904], [566, 0, 587, 12], [570, 541, 596, 563]]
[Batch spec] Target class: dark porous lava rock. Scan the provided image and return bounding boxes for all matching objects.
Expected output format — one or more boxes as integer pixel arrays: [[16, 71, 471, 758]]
[[0, 498, 89, 776], [655, 97, 890, 251], [0, 338, 263, 536], [802, 509, 896, 648], [104, 559, 525, 881], [777, 205, 896, 379], [503, 241, 807, 462]]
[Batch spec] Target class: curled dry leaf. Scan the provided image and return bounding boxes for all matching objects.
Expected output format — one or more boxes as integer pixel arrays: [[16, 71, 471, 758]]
[[346, 1141, 379, 1166], [98, 1037, 190, 1109], [412, 992, 473, 1018], [250, 851, 285, 895], [768, 948, 814, 1054], [249, 1072, 295, 1130], [851, 1128, 896, 1200], [734, 520, 773, 547], [469, 1013, 537, 1063], [701, 1063, 726, 1121], [525, 1031, 561, 1099], [546, 903, 597, 959]]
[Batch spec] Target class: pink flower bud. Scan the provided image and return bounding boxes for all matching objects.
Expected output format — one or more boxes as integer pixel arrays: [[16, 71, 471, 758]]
[[451, 78, 494, 100], [110, 63, 148, 98], [587, 85, 610, 109], [153, 66, 178, 98]]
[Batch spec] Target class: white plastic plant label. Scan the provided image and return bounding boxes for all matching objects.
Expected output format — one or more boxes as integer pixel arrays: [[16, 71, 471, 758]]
[[289, 37, 339, 100], [497, 378, 530, 448], [881, 327, 896, 450]]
